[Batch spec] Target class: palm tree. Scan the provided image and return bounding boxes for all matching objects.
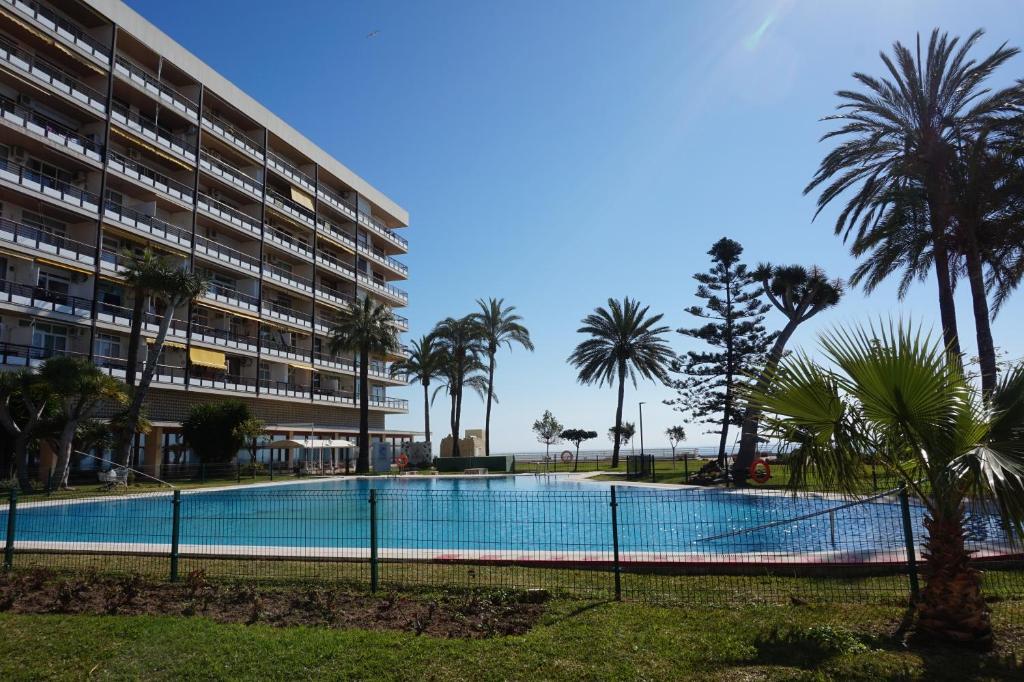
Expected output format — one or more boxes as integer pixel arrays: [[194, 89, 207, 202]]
[[41, 356, 127, 489], [752, 322, 1024, 648], [431, 315, 485, 457], [473, 298, 534, 455], [0, 370, 52, 492], [329, 297, 399, 474], [805, 29, 1022, 360], [114, 265, 207, 468], [389, 334, 445, 447], [734, 265, 843, 479], [122, 248, 171, 390], [569, 298, 673, 468]]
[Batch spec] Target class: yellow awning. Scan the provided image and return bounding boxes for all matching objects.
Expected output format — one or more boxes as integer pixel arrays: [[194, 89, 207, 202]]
[[110, 127, 193, 170], [35, 258, 95, 276], [287, 362, 313, 371], [147, 338, 186, 349], [290, 186, 314, 211], [189, 347, 226, 369]]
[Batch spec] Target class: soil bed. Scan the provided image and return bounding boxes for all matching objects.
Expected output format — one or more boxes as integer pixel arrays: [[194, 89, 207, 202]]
[[0, 569, 546, 638]]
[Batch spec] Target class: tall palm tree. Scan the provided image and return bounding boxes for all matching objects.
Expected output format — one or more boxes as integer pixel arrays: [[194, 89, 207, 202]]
[[114, 265, 207, 468], [568, 298, 673, 468], [122, 248, 171, 390], [41, 356, 127, 489], [752, 322, 1024, 648], [0, 370, 52, 492], [805, 29, 1021, 360], [389, 333, 444, 447], [431, 315, 485, 457], [329, 297, 399, 474], [734, 264, 843, 479], [473, 298, 534, 455]]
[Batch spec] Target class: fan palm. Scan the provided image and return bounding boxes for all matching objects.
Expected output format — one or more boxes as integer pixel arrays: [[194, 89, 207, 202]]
[[568, 298, 673, 468], [389, 334, 445, 447], [473, 298, 534, 455], [122, 248, 170, 390], [805, 29, 1022, 359], [735, 264, 843, 478], [329, 297, 399, 473], [431, 315, 485, 457], [751, 321, 1024, 648]]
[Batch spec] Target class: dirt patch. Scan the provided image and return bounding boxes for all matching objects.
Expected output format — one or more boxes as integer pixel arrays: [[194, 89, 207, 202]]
[[0, 569, 546, 638]]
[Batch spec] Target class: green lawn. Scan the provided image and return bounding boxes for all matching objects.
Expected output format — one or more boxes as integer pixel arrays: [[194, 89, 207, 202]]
[[1, 599, 1021, 680]]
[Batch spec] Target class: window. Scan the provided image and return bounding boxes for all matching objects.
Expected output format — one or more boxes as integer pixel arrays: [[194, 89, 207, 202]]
[[32, 322, 68, 354], [22, 210, 67, 238], [258, 361, 270, 383], [94, 333, 121, 360], [37, 270, 70, 297]]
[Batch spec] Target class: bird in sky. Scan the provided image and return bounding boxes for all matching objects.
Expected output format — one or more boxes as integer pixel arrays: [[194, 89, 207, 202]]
[[366, 30, 380, 38]]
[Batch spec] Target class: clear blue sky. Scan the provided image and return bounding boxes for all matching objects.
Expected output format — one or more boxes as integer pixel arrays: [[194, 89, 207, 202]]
[[128, 0, 1024, 452]]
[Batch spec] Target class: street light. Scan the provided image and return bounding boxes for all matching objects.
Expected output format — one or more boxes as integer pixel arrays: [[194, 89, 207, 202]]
[[638, 402, 646, 455]]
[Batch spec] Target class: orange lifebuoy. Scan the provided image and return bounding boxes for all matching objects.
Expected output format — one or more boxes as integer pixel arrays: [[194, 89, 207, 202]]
[[397, 453, 409, 468], [749, 458, 771, 484]]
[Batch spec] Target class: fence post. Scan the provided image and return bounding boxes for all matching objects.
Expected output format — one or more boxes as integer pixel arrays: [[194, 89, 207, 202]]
[[610, 486, 622, 601], [236, 463, 241, 483], [200, 463, 206, 483], [4, 488, 17, 571], [169, 489, 181, 582], [269, 459, 274, 481], [369, 488, 378, 593], [898, 485, 920, 603]]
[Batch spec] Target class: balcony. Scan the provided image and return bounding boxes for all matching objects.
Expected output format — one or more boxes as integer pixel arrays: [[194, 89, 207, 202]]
[[196, 193, 262, 238], [202, 281, 259, 312], [391, 312, 409, 331], [190, 321, 258, 354], [261, 378, 309, 399], [315, 250, 356, 282], [0, 217, 95, 267], [260, 338, 309, 362], [199, 151, 262, 199], [266, 188, 314, 228], [358, 211, 408, 252], [316, 218, 356, 252], [0, 36, 106, 114], [264, 224, 313, 261], [315, 283, 353, 311], [0, 279, 92, 319], [312, 350, 354, 373], [317, 184, 357, 221], [266, 150, 314, 193], [113, 56, 198, 121], [312, 387, 354, 405], [103, 200, 192, 248], [262, 261, 312, 293], [357, 242, 408, 277], [193, 233, 260, 274], [201, 111, 263, 162], [193, 372, 257, 394], [99, 247, 128, 274], [2, 0, 110, 66], [0, 94, 103, 163], [261, 300, 311, 328], [358, 273, 408, 305], [110, 102, 196, 163], [0, 159, 99, 214], [94, 302, 189, 341], [0, 341, 80, 370], [107, 151, 194, 204]]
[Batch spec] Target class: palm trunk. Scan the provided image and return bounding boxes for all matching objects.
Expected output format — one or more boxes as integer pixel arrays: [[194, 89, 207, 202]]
[[449, 382, 458, 457], [357, 345, 370, 474], [927, 199, 962, 361], [962, 232, 997, 396], [735, 321, 799, 480], [13, 432, 31, 493], [453, 374, 464, 457], [125, 287, 145, 389], [573, 444, 580, 472], [53, 419, 78, 489], [611, 361, 625, 468], [422, 380, 431, 445], [917, 510, 992, 648], [484, 351, 495, 456]]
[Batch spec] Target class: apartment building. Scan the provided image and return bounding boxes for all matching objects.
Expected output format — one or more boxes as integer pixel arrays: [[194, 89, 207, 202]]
[[0, 0, 412, 472]]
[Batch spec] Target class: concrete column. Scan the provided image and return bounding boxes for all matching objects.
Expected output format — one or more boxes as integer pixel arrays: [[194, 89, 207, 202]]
[[144, 426, 164, 479], [37, 440, 56, 482]]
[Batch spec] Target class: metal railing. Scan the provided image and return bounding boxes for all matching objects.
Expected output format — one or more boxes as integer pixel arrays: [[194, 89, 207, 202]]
[[189, 321, 259, 351], [316, 218, 357, 250], [193, 234, 260, 271], [264, 225, 313, 259], [266, 188, 315, 226], [110, 102, 195, 160], [262, 260, 313, 290], [317, 184, 358, 219], [0, 158, 99, 212], [1, 0, 110, 62], [261, 300, 312, 325], [0, 94, 103, 160], [199, 151, 262, 197], [113, 56, 198, 120], [0, 36, 106, 112], [107, 151, 194, 202], [0, 279, 92, 318], [0, 217, 94, 265], [196, 193, 262, 236], [103, 200, 192, 246], [358, 241, 408, 275], [201, 110, 264, 160], [203, 281, 259, 309], [316, 250, 357, 279], [266, 150, 315, 191], [358, 272, 408, 302]]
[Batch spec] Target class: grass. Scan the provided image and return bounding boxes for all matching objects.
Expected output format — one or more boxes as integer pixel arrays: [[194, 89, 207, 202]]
[[1, 598, 1022, 680]]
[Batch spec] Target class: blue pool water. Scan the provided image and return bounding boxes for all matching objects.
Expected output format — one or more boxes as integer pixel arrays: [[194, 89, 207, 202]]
[[0, 476, 1009, 556]]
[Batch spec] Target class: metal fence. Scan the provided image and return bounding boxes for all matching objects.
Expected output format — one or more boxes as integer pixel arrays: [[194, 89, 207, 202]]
[[2, 484, 1022, 609]]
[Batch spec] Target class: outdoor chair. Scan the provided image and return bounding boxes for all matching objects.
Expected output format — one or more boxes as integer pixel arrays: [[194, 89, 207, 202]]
[[98, 467, 129, 490]]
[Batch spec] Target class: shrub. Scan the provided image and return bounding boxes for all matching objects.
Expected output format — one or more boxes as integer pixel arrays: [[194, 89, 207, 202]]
[[181, 400, 253, 464]]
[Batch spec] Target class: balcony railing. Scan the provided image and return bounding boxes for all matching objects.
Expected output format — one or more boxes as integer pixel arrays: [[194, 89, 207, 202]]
[[0, 341, 78, 369], [196, 193, 262, 237], [94, 301, 189, 339], [110, 101, 196, 162], [0, 36, 106, 113], [312, 387, 354, 404], [0, 94, 103, 162], [261, 300, 312, 327], [114, 56, 198, 120], [0, 158, 100, 213], [316, 250, 357, 280], [266, 188, 314, 227], [264, 225, 313, 260], [357, 242, 408, 276], [260, 337, 308, 361], [358, 273, 408, 303], [266, 150, 314, 192], [103, 200, 192, 247], [199, 151, 262, 198], [203, 281, 259, 311], [190, 321, 259, 353], [260, 379, 310, 398], [0, 279, 92, 318], [391, 312, 409, 330], [193, 372, 257, 393], [107, 151, 194, 203], [315, 283, 354, 308], [316, 218, 357, 251], [201, 110, 264, 161], [194, 234, 260, 273], [312, 350, 355, 372], [317, 184, 357, 221], [2, 0, 109, 64], [359, 211, 408, 251], [0, 217, 95, 266], [99, 248, 129, 274], [263, 261, 312, 292]]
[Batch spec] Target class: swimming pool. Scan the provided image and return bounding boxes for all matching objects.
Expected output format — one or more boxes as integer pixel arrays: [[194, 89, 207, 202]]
[[1, 476, 1011, 563]]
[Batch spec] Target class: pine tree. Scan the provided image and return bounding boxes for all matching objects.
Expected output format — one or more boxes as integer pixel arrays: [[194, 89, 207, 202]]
[[665, 238, 774, 467]]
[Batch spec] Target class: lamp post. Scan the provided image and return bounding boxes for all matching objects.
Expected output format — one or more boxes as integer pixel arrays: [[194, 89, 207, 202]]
[[638, 402, 645, 455]]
